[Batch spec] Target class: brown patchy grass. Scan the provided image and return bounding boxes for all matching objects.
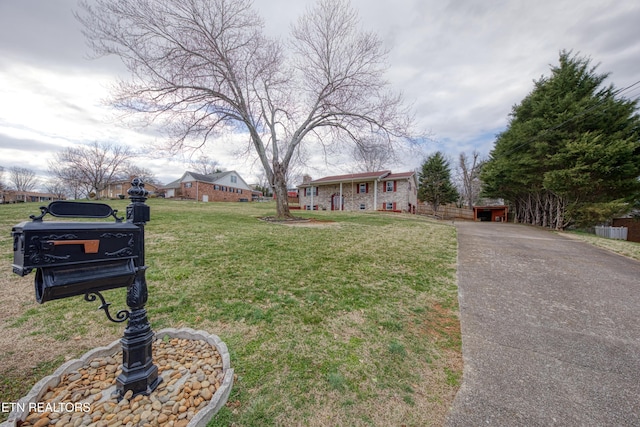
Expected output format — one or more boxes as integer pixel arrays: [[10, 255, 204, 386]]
[[561, 230, 640, 261], [0, 200, 461, 426]]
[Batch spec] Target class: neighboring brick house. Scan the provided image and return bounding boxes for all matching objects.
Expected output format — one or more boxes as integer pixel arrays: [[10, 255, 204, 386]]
[[0, 190, 65, 204], [297, 170, 418, 213], [163, 171, 252, 202], [97, 180, 161, 199]]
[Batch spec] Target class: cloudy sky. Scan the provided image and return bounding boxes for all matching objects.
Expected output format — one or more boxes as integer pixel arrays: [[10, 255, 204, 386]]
[[1, 0, 639, 189]]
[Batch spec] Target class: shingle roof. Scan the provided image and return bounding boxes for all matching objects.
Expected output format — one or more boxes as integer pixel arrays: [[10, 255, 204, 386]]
[[185, 171, 231, 183], [299, 170, 415, 187], [383, 172, 415, 180], [306, 171, 391, 185], [163, 179, 182, 189]]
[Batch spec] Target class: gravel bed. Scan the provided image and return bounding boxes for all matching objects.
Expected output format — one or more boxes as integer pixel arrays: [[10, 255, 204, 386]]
[[3, 329, 233, 427]]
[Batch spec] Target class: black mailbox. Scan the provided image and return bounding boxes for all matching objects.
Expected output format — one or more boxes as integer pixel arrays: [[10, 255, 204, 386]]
[[11, 180, 161, 400], [12, 201, 140, 303]]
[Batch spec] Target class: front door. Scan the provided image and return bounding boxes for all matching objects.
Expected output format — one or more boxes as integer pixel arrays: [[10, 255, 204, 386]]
[[331, 194, 343, 211]]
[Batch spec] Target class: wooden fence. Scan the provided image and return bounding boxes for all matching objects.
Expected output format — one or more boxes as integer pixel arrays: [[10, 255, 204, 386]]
[[417, 203, 474, 220]]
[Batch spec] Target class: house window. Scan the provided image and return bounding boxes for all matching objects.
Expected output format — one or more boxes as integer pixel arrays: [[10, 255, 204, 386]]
[[305, 187, 318, 196], [360, 204, 366, 210], [385, 202, 393, 210], [231, 175, 237, 183], [358, 183, 367, 193], [386, 181, 394, 192], [185, 182, 192, 188], [214, 185, 220, 190]]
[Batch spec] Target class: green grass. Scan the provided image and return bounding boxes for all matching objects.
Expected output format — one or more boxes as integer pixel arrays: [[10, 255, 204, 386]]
[[0, 199, 461, 426]]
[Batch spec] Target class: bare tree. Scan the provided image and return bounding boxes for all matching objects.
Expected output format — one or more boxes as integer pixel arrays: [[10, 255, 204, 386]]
[[254, 172, 273, 197], [49, 141, 134, 198], [45, 179, 70, 200], [77, 0, 413, 218], [352, 135, 395, 172], [120, 164, 161, 186], [188, 155, 222, 175], [10, 167, 39, 192], [0, 165, 5, 191], [458, 151, 483, 209]]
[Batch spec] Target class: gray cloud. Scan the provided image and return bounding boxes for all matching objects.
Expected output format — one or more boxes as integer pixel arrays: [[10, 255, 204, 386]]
[[0, 134, 54, 153], [1, 0, 638, 182], [0, 0, 125, 75]]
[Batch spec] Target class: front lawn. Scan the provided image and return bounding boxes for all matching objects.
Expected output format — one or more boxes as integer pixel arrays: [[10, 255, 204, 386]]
[[0, 200, 461, 426]]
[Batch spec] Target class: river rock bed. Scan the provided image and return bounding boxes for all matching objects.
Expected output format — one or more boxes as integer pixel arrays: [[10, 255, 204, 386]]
[[6, 329, 233, 427]]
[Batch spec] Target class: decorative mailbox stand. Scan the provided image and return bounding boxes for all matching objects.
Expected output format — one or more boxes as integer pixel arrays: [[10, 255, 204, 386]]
[[11, 178, 160, 400]]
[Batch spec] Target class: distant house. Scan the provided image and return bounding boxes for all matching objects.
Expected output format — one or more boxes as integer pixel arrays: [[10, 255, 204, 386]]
[[0, 190, 65, 204], [297, 170, 418, 213], [97, 180, 161, 199], [163, 171, 253, 202]]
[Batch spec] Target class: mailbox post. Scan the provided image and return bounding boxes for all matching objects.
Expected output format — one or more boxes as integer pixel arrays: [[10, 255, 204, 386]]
[[116, 177, 160, 398], [11, 178, 160, 400]]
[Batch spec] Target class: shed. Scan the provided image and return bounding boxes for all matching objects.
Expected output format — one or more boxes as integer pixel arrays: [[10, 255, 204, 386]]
[[473, 205, 508, 222], [612, 217, 640, 243]]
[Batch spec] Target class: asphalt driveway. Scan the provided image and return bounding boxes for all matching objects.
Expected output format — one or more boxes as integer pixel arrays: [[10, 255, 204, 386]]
[[446, 222, 640, 426]]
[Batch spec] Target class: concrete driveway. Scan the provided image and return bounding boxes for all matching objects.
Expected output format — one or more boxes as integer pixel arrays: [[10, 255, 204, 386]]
[[446, 222, 640, 426]]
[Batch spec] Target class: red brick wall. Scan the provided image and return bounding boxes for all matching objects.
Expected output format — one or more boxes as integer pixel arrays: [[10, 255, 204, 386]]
[[612, 218, 640, 243], [181, 182, 249, 202]]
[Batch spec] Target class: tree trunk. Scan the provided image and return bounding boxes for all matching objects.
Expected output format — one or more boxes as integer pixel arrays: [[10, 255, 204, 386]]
[[272, 162, 292, 219], [432, 200, 440, 217]]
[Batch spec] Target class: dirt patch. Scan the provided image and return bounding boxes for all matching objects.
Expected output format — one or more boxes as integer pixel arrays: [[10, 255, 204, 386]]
[[0, 274, 120, 384]]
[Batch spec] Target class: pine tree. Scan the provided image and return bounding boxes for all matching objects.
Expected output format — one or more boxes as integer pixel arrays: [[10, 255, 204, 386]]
[[481, 51, 640, 229], [418, 152, 459, 215]]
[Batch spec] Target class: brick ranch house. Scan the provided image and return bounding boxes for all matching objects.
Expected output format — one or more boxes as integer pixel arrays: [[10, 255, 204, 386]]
[[97, 180, 161, 199], [0, 190, 65, 204], [297, 170, 418, 213], [163, 171, 253, 202]]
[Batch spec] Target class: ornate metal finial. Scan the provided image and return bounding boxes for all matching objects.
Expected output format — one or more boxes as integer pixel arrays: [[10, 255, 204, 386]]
[[128, 177, 149, 200], [127, 177, 151, 224]]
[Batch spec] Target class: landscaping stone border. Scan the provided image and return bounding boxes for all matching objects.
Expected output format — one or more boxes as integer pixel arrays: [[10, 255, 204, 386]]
[[1, 327, 233, 427]]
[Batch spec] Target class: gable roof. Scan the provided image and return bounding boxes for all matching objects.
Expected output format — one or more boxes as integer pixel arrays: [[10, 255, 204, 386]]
[[162, 170, 252, 189], [163, 178, 182, 189], [184, 170, 230, 183], [182, 170, 252, 190]]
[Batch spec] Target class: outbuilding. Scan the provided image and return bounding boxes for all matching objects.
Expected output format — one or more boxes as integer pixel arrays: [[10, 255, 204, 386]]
[[473, 205, 509, 222]]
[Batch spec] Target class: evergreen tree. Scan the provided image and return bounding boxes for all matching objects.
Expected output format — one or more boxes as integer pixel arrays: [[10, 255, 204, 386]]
[[482, 51, 640, 229], [418, 152, 459, 215]]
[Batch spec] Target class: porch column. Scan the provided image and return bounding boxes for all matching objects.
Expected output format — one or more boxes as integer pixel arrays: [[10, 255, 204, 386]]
[[374, 180, 378, 211], [339, 182, 343, 211]]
